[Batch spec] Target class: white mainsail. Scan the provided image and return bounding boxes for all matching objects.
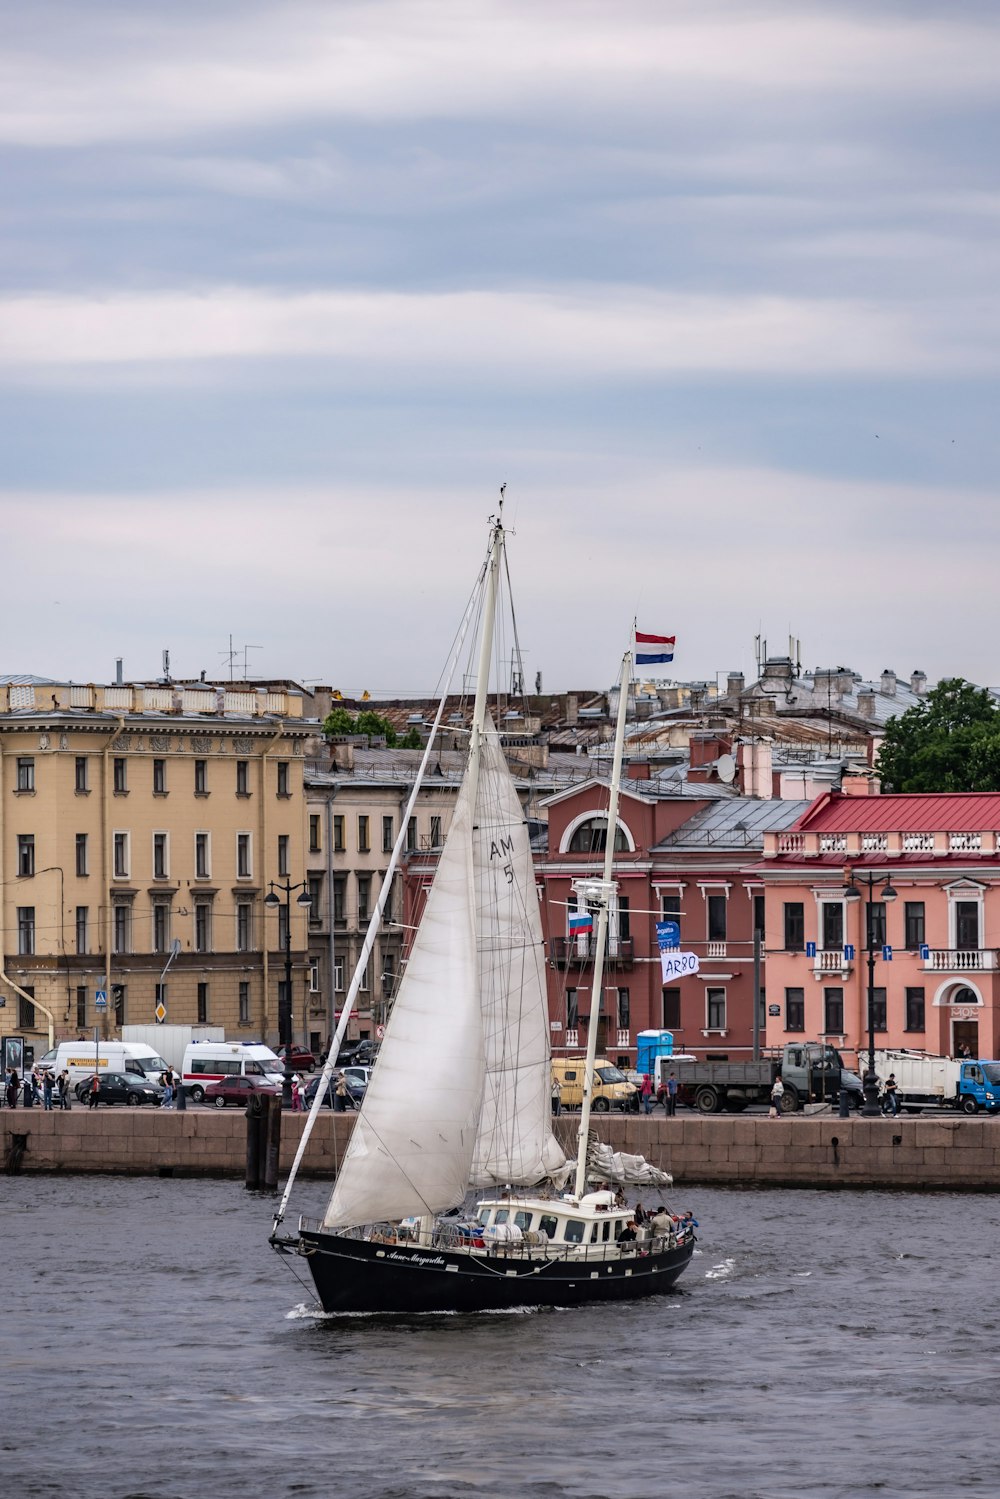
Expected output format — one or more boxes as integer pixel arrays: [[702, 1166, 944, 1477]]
[[321, 779, 484, 1230], [470, 719, 567, 1187]]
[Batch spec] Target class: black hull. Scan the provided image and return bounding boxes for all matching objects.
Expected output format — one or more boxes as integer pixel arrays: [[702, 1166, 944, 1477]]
[[283, 1228, 695, 1315]]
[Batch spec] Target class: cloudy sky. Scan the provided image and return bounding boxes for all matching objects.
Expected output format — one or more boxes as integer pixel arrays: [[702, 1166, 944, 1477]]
[[3, 1, 998, 696]]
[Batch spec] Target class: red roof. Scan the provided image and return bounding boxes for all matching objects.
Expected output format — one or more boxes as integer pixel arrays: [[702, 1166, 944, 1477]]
[[793, 791, 1000, 835]]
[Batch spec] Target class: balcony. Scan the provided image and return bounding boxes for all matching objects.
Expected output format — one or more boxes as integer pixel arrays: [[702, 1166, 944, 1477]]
[[923, 948, 999, 972], [549, 937, 635, 970], [811, 948, 854, 979]]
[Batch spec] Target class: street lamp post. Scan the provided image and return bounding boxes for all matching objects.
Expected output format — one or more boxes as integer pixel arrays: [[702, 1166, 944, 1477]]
[[843, 867, 897, 1117], [264, 878, 312, 1110]]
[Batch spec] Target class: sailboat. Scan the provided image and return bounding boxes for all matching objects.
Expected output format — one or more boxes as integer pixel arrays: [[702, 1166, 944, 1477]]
[[270, 507, 695, 1313]]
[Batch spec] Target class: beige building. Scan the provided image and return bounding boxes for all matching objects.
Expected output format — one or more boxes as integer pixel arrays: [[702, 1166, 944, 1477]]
[[0, 676, 313, 1060]]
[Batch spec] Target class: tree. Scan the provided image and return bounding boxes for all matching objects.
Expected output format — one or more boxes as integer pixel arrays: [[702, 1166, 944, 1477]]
[[353, 710, 398, 747], [877, 678, 1000, 792], [400, 727, 422, 749], [322, 706, 356, 737]]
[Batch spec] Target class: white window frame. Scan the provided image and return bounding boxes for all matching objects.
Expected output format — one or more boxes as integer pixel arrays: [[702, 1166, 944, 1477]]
[[113, 830, 130, 879], [237, 831, 253, 879], [194, 830, 211, 881], [152, 830, 170, 880]]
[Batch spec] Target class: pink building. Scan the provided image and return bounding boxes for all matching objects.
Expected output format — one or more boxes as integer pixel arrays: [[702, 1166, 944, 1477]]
[[758, 787, 1000, 1062]]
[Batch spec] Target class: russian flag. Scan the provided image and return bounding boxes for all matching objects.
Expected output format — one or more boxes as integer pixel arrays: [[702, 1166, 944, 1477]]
[[634, 630, 675, 665], [568, 911, 593, 933]]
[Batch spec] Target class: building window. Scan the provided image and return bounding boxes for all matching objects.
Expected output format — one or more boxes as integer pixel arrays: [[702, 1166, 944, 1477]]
[[617, 988, 630, 1029], [153, 758, 167, 794], [334, 957, 345, 992], [277, 834, 289, 877], [197, 982, 209, 1024], [17, 907, 35, 955], [407, 817, 417, 852], [113, 832, 129, 878], [19, 990, 36, 1030], [617, 895, 631, 943], [76, 984, 87, 1028], [333, 815, 345, 852], [566, 988, 579, 1029], [382, 815, 394, 853], [76, 833, 89, 877], [382, 952, 396, 996], [309, 815, 321, 853], [783, 903, 805, 951], [333, 875, 346, 924], [16, 757, 35, 792], [194, 759, 208, 795], [382, 878, 394, 925], [195, 832, 210, 880], [905, 987, 926, 1032], [113, 984, 126, 1027], [277, 761, 290, 796], [308, 874, 323, 924], [277, 904, 289, 949], [706, 894, 727, 942], [955, 900, 979, 951], [153, 832, 168, 880], [236, 760, 249, 796], [661, 893, 681, 940], [823, 987, 844, 1035], [239, 981, 250, 1024], [430, 816, 442, 848], [237, 833, 251, 878], [662, 988, 681, 1028], [153, 903, 170, 954], [821, 903, 844, 950], [568, 817, 626, 853], [76, 906, 89, 954], [706, 988, 726, 1030], [753, 894, 765, 938], [113, 903, 132, 954], [236, 901, 253, 952], [75, 756, 89, 792], [904, 902, 926, 951], [868, 901, 887, 950], [113, 756, 127, 793], [17, 834, 34, 877], [785, 987, 805, 1031], [358, 815, 370, 853], [357, 874, 371, 926], [194, 902, 211, 953], [871, 988, 887, 1032]]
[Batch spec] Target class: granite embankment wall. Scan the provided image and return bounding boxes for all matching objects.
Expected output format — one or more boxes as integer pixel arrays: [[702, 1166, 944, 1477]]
[[4, 1110, 1000, 1188]]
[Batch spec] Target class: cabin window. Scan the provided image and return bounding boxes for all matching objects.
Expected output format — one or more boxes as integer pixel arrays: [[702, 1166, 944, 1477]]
[[513, 1211, 533, 1231], [602, 1220, 612, 1242], [564, 1220, 585, 1243], [478, 1208, 491, 1226], [590, 1224, 600, 1243], [493, 1209, 509, 1225], [538, 1215, 558, 1239]]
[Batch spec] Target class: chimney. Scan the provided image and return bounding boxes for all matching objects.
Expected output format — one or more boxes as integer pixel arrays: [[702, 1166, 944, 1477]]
[[115, 658, 124, 686], [836, 669, 855, 696], [880, 668, 896, 696], [564, 694, 579, 726], [689, 685, 706, 711], [727, 671, 745, 697], [627, 760, 651, 781], [841, 771, 881, 797], [910, 670, 927, 695], [856, 689, 876, 719]]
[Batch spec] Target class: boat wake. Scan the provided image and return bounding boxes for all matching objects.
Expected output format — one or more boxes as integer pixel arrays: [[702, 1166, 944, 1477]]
[[704, 1257, 736, 1281]]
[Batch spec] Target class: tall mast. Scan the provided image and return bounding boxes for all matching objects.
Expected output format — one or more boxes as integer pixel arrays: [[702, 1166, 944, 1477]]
[[573, 648, 631, 1198], [468, 508, 505, 814]]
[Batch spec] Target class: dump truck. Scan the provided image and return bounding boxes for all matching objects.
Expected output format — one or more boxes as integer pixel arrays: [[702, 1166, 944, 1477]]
[[661, 1042, 864, 1114], [867, 1048, 1000, 1114]]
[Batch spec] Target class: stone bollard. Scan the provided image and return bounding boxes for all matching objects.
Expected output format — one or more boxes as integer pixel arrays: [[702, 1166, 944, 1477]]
[[838, 1088, 851, 1119]]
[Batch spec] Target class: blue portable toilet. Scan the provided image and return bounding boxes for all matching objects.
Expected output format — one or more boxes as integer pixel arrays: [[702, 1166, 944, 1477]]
[[636, 1030, 674, 1078]]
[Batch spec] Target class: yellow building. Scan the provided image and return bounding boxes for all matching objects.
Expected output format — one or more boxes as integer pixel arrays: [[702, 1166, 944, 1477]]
[[0, 677, 312, 1059]]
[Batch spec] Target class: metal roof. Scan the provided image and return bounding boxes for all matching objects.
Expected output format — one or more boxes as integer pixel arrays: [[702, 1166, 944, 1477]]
[[796, 791, 1000, 834], [655, 798, 811, 851]]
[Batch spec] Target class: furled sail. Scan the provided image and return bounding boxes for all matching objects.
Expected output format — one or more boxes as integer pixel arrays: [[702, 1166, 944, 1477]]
[[322, 780, 484, 1230], [587, 1137, 673, 1188], [470, 719, 568, 1187]]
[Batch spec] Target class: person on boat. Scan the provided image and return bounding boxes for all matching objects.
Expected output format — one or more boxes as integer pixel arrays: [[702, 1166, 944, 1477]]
[[649, 1206, 675, 1239], [618, 1219, 638, 1242], [640, 1073, 654, 1114]]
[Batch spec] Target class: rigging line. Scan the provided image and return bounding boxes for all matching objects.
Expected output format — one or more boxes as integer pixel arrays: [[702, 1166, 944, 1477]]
[[274, 571, 484, 1231]]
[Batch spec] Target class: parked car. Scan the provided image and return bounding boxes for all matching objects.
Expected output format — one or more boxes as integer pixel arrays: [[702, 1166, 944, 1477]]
[[303, 1072, 363, 1110], [277, 1045, 316, 1073], [336, 1039, 378, 1067], [205, 1075, 282, 1108], [340, 1065, 372, 1092], [74, 1072, 164, 1107]]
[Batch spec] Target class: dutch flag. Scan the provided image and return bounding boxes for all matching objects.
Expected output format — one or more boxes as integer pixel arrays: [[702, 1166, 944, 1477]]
[[634, 630, 675, 665]]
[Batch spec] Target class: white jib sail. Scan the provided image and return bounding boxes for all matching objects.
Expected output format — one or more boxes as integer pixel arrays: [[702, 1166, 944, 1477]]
[[470, 719, 567, 1187], [322, 779, 484, 1230]]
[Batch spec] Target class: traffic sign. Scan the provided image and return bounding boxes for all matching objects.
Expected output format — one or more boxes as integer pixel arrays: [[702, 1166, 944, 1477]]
[[882, 945, 893, 962], [155, 1002, 167, 1023], [375, 1024, 385, 1040], [95, 990, 108, 1010], [843, 944, 856, 961], [805, 941, 817, 958]]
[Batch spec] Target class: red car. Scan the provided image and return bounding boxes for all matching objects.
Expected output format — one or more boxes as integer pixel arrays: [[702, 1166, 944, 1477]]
[[205, 1075, 281, 1108], [277, 1046, 316, 1072]]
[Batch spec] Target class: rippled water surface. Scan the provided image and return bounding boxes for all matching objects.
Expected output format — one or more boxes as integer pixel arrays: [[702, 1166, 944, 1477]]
[[3, 1175, 999, 1499]]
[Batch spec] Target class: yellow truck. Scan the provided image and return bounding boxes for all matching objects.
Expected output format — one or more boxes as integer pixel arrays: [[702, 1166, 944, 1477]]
[[551, 1056, 639, 1113]]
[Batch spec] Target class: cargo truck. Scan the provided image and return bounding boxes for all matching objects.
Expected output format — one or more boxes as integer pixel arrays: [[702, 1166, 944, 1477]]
[[661, 1042, 864, 1114], [867, 1048, 1000, 1114], [121, 1024, 225, 1074]]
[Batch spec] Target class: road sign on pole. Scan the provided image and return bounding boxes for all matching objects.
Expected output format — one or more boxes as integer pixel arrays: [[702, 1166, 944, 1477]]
[[95, 990, 108, 1010]]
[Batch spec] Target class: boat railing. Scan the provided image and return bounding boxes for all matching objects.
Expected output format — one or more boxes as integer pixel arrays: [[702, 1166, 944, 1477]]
[[298, 1217, 694, 1259]]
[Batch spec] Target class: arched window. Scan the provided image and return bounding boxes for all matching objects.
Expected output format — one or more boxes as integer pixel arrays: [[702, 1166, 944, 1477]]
[[567, 816, 627, 854]]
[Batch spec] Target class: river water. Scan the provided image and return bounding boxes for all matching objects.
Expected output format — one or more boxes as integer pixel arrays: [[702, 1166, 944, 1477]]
[[3, 1175, 998, 1499]]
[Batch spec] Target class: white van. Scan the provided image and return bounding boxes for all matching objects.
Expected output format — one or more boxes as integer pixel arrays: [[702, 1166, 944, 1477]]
[[35, 1040, 170, 1087], [182, 1041, 285, 1102]]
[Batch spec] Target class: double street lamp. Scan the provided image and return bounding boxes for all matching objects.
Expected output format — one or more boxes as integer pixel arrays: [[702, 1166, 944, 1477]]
[[843, 867, 898, 1117], [264, 878, 312, 1110]]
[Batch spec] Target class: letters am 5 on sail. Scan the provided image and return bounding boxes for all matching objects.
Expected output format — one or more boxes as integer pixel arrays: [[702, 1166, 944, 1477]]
[[270, 508, 695, 1315]]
